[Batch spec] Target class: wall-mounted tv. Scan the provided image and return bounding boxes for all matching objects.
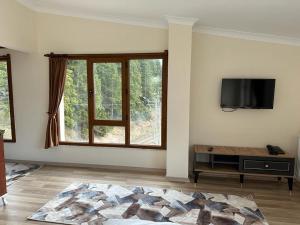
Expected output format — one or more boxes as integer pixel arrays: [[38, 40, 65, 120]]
[[220, 79, 275, 109]]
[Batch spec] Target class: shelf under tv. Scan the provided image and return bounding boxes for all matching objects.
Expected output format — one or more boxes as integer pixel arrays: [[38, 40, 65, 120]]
[[193, 145, 295, 194], [195, 162, 238, 174]]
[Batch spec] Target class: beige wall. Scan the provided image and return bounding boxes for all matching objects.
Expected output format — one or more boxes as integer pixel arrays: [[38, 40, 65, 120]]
[[3, 4, 300, 174], [297, 138, 300, 180], [190, 33, 300, 156], [0, 0, 36, 52], [167, 23, 193, 179], [3, 13, 168, 169], [36, 13, 167, 54]]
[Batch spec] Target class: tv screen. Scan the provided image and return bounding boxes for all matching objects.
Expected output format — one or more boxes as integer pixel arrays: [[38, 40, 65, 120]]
[[221, 79, 275, 109]]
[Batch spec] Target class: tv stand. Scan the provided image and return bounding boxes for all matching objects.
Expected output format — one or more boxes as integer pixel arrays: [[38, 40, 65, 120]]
[[193, 145, 295, 193]]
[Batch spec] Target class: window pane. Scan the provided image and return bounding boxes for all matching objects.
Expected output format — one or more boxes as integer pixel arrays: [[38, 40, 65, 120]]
[[93, 126, 125, 144], [0, 61, 12, 140], [60, 60, 88, 142], [129, 59, 163, 146], [93, 62, 122, 120]]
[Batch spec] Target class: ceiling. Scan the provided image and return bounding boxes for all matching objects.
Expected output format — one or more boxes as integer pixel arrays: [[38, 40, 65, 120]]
[[17, 0, 300, 41]]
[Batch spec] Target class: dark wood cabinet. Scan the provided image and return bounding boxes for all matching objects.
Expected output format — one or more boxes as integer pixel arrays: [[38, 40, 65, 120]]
[[0, 133, 7, 197], [193, 145, 295, 193], [239, 156, 294, 176]]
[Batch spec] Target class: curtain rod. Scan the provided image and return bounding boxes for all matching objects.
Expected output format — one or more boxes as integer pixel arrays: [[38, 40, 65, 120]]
[[44, 53, 68, 57], [44, 50, 168, 58], [0, 54, 10, 58]]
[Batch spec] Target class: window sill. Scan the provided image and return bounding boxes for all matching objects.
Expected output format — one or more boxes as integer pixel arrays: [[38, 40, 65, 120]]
[[59, 142, 166, 150]]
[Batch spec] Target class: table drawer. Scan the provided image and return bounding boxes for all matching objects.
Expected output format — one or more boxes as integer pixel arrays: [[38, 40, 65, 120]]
[[239, 156, 295, 176], [244, 160, 289, 171]]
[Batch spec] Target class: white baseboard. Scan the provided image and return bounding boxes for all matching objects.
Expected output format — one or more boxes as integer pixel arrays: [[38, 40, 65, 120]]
[[5, 159, 166, 174], [166, 176, 191, 183]]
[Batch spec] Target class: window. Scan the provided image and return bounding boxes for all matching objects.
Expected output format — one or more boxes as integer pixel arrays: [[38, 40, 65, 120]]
[[0, 55, 16, 142], [59, 51, 168, 149]]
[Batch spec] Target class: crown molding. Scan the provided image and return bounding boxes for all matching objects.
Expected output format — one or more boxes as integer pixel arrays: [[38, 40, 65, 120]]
[[17, 0, 168, 29], [165, 16, 198, 26], [194, 25, 300, 47], [16, 0, 300, 47]]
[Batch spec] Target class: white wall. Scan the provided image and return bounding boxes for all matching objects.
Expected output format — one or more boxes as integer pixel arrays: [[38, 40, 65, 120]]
[[0, 0, 36, 52], [297, 137, 300, 180], [190, 33, 300, 156], [3, 13, 168, 169], [167, 22, 194, 179], [3, 5, 300, 175], [36, 13, 167, 54]]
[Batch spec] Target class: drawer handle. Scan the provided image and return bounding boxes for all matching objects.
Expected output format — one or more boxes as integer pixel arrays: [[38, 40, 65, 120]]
[[265, 164, 270, 168]]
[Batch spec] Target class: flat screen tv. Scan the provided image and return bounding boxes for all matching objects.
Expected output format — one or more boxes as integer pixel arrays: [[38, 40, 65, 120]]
[[221, 79, 275, 109]]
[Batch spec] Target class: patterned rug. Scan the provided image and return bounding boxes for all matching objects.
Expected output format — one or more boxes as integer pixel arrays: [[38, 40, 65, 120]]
[[6, 162, 42, 186], [28, 183, 268, 225]]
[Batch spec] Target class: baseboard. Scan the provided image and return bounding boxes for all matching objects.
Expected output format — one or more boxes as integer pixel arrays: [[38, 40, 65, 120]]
[[5, 159, 166, 175], [166, 176, 191, 183]]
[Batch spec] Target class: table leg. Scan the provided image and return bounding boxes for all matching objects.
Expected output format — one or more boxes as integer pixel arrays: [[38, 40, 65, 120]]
[[1, 197, 6, 206], [194, 172, 199, 183], [288, 178, 293, 195], [240, 174, 244, 188]]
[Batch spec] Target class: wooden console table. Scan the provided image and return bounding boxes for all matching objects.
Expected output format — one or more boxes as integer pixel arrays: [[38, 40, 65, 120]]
[[193, 145, 295, 193]]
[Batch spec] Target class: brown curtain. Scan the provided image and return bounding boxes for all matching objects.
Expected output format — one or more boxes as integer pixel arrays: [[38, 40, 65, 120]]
[[45, 56, 67, 149]]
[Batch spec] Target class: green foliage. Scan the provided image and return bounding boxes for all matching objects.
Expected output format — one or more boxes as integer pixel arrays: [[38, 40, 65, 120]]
[[63, 59, 162, 141], [0, 61, 12, 139], [94, 63, 122, 120], [64, 60, 89, 140], [130, 59, 162, 121], [0, 62, 9, 115]]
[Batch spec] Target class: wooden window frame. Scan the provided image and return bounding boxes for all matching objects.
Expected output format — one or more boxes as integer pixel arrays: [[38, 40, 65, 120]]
[[55, 51, 168, 150], [0, 54, 16, 142]]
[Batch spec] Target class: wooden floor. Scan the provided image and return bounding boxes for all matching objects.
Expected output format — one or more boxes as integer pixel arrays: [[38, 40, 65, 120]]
[[0, 165, 299, 225]]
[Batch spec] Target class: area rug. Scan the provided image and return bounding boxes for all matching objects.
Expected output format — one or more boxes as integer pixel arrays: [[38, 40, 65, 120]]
[[6, 162, 42, 186], [28, 183, 268, 225]]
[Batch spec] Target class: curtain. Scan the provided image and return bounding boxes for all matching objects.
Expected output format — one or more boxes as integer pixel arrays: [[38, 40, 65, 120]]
[[45, 56, 67, 149]]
